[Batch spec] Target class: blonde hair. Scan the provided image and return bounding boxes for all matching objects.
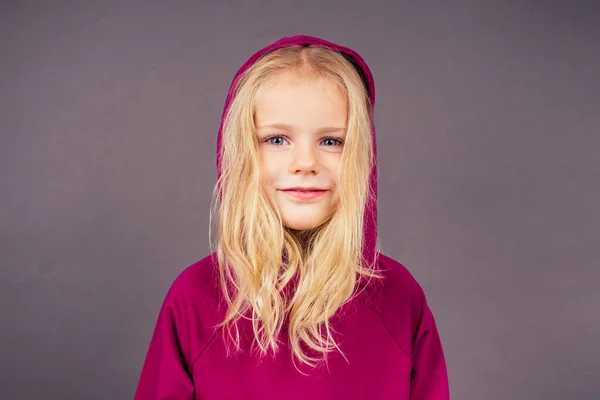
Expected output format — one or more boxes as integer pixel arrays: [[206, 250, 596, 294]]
[[209, 44, 384, 374]]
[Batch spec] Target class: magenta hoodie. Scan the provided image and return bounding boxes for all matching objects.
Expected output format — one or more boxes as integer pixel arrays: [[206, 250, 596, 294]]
[[134, 35, 450, 400]]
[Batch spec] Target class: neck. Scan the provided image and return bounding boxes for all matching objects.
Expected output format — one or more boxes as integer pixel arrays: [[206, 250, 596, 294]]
[[287, 227, 315, 252]]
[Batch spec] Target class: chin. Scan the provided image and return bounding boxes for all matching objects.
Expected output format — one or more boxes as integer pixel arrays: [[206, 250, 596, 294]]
[[271, 194, 338, 231], [283, 220, 320, 231], [281, 211, 334, 231]]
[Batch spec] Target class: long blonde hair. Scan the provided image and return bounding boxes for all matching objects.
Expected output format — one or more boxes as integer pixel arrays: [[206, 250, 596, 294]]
[[209, 44, 384, 374]]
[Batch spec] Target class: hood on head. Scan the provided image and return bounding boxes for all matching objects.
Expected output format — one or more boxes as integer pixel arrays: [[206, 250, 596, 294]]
[[216, 34, 379, 270]]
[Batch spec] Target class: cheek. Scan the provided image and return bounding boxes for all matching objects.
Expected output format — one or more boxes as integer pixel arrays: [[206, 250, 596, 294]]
[[260, 164, 277, 186], [326, 157, 343, 183], [259, 164, 280, 198], [260, 154, 286, 182], [258, 155, 271, 180]]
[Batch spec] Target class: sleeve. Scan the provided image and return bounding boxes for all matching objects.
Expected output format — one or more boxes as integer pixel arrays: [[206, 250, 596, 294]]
[[409, 293, 451, 400], [134, 284, 195, 400]]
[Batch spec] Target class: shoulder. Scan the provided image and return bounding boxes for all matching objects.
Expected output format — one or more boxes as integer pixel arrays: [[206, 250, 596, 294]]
[[149, 253, 224, 369], [368, 252, 427, 310], [366, 253, 428, 353], [161, 252, 224, 325], [168, 253, 220, 299]]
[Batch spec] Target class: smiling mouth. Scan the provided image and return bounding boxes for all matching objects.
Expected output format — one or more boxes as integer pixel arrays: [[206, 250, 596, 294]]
[[280, 189, 328, 201], [282, 189, 327, 192]]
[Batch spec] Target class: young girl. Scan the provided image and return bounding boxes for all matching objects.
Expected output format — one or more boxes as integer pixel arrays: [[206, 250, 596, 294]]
[[134, 35, 450, 399]]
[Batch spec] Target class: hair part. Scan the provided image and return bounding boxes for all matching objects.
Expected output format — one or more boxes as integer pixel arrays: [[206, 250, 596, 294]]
[[209, 44, 383, 375]]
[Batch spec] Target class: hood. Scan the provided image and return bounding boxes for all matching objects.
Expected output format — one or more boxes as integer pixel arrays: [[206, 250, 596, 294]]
[[215, 34, 379, 272]]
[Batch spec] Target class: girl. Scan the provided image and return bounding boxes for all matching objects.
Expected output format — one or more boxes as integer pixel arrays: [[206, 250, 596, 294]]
[[134, 34, 450, 399]]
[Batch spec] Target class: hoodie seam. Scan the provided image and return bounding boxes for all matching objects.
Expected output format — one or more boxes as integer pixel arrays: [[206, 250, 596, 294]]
[[367, 304, 413, 364], [189, 325, 221, 375]]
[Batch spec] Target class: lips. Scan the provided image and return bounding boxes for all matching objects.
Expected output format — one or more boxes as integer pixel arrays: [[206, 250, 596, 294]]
[[281, 187, 327, 192], [280, 189, 328, 201], [282, 189, 326, 192]]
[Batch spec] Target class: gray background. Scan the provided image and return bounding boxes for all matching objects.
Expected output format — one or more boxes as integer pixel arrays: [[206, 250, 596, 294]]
[[1, 1, 598, 399]]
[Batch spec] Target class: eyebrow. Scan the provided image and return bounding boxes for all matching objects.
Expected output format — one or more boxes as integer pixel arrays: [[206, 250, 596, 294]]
[[256, 123, 346, 133]]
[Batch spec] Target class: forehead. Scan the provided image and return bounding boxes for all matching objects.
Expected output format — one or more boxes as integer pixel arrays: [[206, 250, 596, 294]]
[[255, 71, 348, 128]]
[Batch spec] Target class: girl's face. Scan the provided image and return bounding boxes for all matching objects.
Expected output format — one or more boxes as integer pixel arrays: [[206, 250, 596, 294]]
[[255, 70, 347, 231]]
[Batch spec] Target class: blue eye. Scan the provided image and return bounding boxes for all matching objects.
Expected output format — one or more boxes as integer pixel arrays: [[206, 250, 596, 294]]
[[263, 135, 344, 147], [322, 138, 344, 147], [265, 136, 288, 145]]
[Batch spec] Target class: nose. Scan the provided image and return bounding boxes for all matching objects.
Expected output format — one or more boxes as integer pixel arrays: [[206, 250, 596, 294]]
[[289, 145, 319, 174]]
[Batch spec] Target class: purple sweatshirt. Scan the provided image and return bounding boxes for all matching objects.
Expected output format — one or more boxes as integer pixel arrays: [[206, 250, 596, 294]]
[[134, 35, 450, 400]]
